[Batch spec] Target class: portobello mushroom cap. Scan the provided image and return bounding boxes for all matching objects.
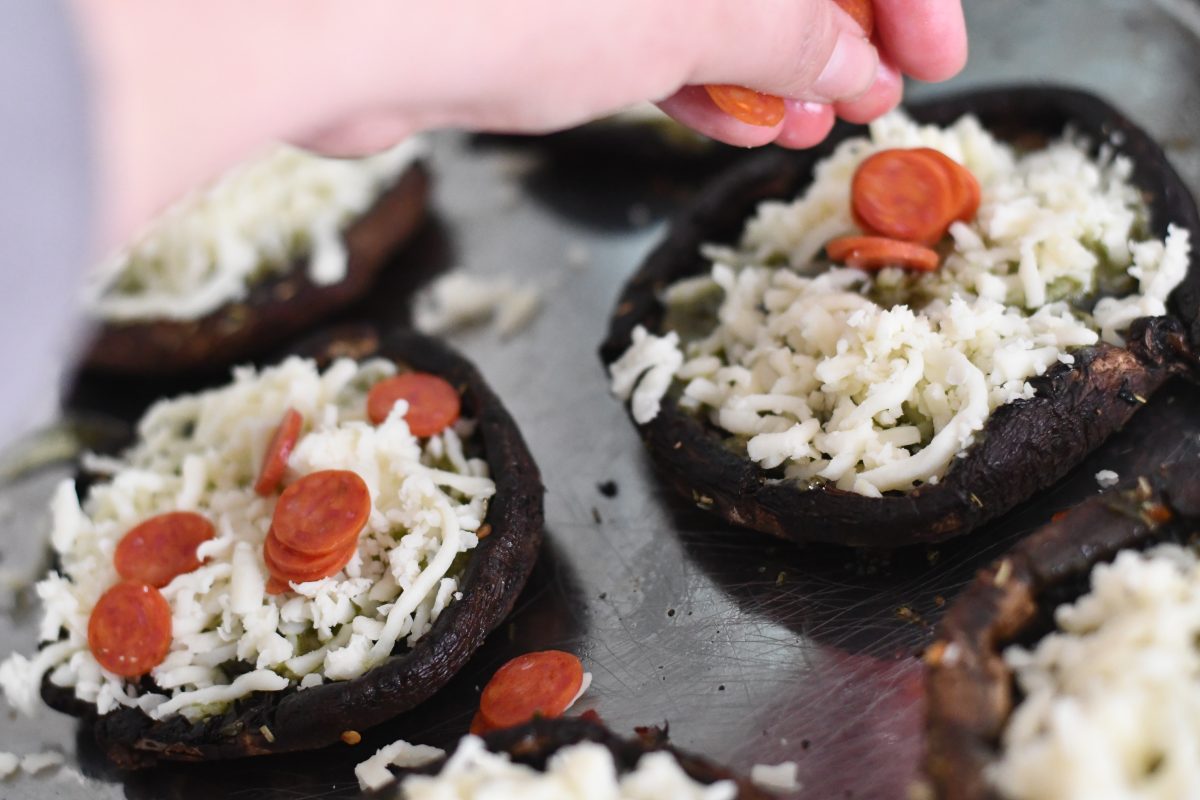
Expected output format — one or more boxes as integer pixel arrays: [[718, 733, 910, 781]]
[[599, 85, 1200, 547], [41, 326, 545, 767], [82, 163, 430, 375], [922, 462, 1200, 800], [407, 716, 773, 800]]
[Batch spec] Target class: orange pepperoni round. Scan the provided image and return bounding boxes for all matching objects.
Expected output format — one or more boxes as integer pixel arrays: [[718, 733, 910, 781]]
[[263, 531, 357, 583], [911, 148, 981, 225], [266, 575, 290, 596], [255, 408, 303, 496], [478, 650, 585, 730], [87, 582, 173, 677], [835, 0, 875, 36], [367, 373, 462, 437], [271, 470, 371, 556], [826, 235, 941, 271], [704, 85, 786, 127], [469, 710, 493, 736], [114, 511, 214, 588], [852, 149, 957, 245]]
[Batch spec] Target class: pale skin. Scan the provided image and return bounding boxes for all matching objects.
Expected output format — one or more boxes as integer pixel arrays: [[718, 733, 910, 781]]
[[70, 0, 967, 252]]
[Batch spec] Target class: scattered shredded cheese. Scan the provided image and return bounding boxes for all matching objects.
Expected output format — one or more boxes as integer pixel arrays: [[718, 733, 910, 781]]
[[1, 357, 494, 721], [86, 139, 426, 322], [1095, 469, 1120, 489], [610, 112, 1190, 496], [990, 544, 1200, 799], [0, 752, 17, 779], [751, 760, 801, 792], [19, 752, 64, 774], [413, 271, 543, 339], [355, 738, 446, 792], [400, 735, 735, 800]]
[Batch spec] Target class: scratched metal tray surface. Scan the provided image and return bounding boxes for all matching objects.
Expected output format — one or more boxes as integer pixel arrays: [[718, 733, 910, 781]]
[[4, 1, 1200, 797]]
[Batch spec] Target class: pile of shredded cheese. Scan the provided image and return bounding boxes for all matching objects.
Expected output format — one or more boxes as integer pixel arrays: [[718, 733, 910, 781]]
[[990, 544, 1200, 799], [609, 112, 1191, 496], [396, 735, 735, 800], [0, 356, 493, 721], [86, 139, 425, 322]]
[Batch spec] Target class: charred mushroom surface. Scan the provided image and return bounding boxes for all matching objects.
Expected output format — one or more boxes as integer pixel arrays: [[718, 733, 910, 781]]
[[40, 327, 544, 767], [83, 163, 430, 376], [923, 462, 1200, 800], [600, 86, 1200, 547], [404, 717, 774, 800]]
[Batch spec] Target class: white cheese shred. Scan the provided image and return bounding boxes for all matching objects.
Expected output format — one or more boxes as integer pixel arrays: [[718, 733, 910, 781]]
[[354, 738, 446, 792], [1095, 469, 1120, 489], [750, 760, 801, 792]]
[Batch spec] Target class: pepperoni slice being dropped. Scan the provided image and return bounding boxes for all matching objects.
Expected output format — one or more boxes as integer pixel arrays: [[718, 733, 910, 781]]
[[272, 470, 371, 555], [478, 650, 585, 730], [367, 372, 462, 437], [835, 0, 875, 36], [703, 85, 786, 127], [852, 149, 958, 245], [114, 511, 215, 588], [911, 148, 981, 224], [255, 408, 303, 496], [826, 235, 941, 271], [263, 531, 357, 583], [88, 582, 173, 677]]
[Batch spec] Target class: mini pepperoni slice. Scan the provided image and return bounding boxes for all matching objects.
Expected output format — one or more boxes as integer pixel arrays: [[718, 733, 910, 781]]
[[911, 148, 981, 224], [835, 0, 875, 36], [469, 710, 492, 736], [271, 470, 371, 556], [703, 85, 786, 127], [263, 531, 357, 583], [826, 235, 941, 271], [478, 650, 585, 731], [255, 408, 303, 496], [88, 582, 173, 677], [367, 373, 462, 437], [852, 149, 957, 245], [114, 511, 215, 588], [266, 576, 290, 595]]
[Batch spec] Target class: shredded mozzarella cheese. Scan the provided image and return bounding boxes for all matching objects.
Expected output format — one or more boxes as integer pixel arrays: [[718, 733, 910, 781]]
[[400, 736, 736, 800], [1, 357, 493, 721], [610, 112, 1191, 495], [87, 139, 425, 322], [990, 545, 1200, 799], [355, 739, 446, 792]]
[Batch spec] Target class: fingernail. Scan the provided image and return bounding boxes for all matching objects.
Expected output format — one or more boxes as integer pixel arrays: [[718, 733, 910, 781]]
[[811, 32, 879, 103]]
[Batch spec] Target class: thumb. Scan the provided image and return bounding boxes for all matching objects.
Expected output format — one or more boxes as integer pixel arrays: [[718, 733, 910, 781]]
[[686, 0, 878, 103]]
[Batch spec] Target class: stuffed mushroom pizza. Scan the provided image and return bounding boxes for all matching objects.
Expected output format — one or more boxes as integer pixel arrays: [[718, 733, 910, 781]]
[[0, 329, 543, 765]]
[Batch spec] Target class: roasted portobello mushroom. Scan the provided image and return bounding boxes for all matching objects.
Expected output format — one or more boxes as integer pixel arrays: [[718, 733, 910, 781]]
[[82, 144, 430, 375], [378, 716, 774, 799], [601, 85, 1200, 547], [923, 462, 1200, 799], [1, 327, 543, 767]]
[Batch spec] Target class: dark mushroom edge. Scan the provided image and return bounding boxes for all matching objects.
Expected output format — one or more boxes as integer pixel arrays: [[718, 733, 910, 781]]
[[396, 716, 773, 800], [82, 162, 431, 376], [922, 462, 1200, 800], [42, 325, 545, 767], [599, 85, 1200, 547]]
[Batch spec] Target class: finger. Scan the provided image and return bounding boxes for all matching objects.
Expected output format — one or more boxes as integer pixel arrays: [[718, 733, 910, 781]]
[[871, 0, 968, 82], [774, 101, 837, 149], [656, 86, 783, 148], [833, 58, 903, 124], [298, 110, 415, 158], [685, 0, 880, 103]]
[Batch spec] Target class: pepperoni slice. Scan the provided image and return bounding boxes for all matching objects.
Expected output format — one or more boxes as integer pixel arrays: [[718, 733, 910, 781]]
[[255, 408, 303, 496], [367, 373, 462, 437], [852, 149, 957, 245], [266, 576, 290, 596], [911, 148, 981, 224], [87, 582, 173, 677], [114, 511, 215, 588], [478, 650, 585, 730], [835, 0, 875, 36], [703, 85, 786, 127], [271, 470, 371, 555], [263, 531, 357, 583], [826, 235, 941, 271], [469, 710, 492, 736]]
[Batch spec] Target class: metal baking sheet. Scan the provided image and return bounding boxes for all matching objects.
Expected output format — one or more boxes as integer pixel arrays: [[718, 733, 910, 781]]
[[3, 0, 1200, 797]]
